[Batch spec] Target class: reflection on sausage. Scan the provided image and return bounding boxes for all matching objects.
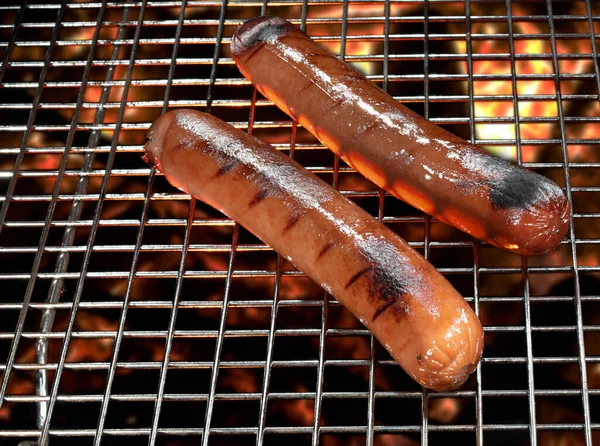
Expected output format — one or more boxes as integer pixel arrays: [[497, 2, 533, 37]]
[[231, 16, 571, 256], [143, 109, 484, 391]]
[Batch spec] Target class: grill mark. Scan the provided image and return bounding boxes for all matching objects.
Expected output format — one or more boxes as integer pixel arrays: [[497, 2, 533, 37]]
[[215, 162, 236, 177], [372, 296, 404, 322], [345, 266, 373, 290], [317, 241, 334, 260], [249, 189, 269, 207], [282, 213, 300, 233]]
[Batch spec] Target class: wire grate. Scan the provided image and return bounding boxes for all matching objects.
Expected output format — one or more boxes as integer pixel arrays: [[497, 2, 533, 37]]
[[0, 0, 599, 445]]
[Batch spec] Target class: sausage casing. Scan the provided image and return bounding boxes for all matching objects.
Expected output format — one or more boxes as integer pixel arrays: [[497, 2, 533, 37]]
[[144, 109, 484, 391], [231, 16, 570, 256]]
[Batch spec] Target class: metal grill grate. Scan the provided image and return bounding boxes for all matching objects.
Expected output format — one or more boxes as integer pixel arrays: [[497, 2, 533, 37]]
[[0, 1, 599, 445]]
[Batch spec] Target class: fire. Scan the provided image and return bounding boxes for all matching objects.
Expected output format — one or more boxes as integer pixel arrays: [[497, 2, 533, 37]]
[[460, 6, 593, 161], [308, 4, 385, 76], [0, 311, 121, 421], [281, 276, 319, 300], [269, 383, 314, 426], [220, 368, 259, 394], [428, 397, 462, 424], [64, 312, 118, 365], [566, 101, 600, 161]]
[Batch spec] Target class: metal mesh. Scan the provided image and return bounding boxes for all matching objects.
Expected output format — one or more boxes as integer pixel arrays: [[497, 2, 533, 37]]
[[0, 0, 599, 445]]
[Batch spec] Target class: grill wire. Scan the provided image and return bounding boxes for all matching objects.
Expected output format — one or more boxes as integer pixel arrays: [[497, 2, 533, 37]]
[[0, 0, 599, 445]]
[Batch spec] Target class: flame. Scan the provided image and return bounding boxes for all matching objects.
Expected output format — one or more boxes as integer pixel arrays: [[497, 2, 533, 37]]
[[269, 383, 314, 426], [566, 101, 600, 161], [309, 4, 386, 75], [0, 311, 120, 421], [220, 368, 259, 393], [65, 312, 118, 364], [429, 397, 462, 424], [280, 276, 321, 300], [537, 399, 600, 445], [460, 5, 592, 161], [374, 434, 419, 446], [25, 6, 168, 146]]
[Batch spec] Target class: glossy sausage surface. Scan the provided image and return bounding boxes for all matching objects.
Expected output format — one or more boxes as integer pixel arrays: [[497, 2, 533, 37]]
[[144, 109, 484, 391], [231, 16, 570, 256]]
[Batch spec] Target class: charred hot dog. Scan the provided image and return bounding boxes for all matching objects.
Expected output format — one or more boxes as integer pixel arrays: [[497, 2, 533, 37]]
[[144, 109, 484, 391], [231, 16, 570, 256]]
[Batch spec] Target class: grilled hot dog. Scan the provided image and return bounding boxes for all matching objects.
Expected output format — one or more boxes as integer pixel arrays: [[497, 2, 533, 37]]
[[144, 109, 484, 391], [231, 16, 570, 256]]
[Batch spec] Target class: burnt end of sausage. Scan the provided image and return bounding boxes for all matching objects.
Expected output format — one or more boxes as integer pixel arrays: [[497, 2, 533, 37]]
[[230, 16, 295, 57], [489, 167, 554, 210]]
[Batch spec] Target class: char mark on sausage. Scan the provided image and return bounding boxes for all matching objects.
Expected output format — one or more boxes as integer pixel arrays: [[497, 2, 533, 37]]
[[215, 162, 236, 177], [317, 240, 334, 260], [282, 213, 301, 233], [345, 266, 373, 289], [249, 189, 269, 207]]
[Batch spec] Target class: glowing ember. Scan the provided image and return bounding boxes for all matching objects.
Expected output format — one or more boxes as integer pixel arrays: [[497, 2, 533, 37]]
[[456, 6, 593, 161]]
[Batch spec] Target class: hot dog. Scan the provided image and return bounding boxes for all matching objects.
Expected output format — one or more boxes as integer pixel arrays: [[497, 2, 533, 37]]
[[144, 109, 484, 391], [230, 16, 570, 256]]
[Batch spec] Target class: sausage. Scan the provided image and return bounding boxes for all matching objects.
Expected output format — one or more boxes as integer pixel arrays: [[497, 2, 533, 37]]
[[144, 109, 484, 391], [230, 16, 570, 256]]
